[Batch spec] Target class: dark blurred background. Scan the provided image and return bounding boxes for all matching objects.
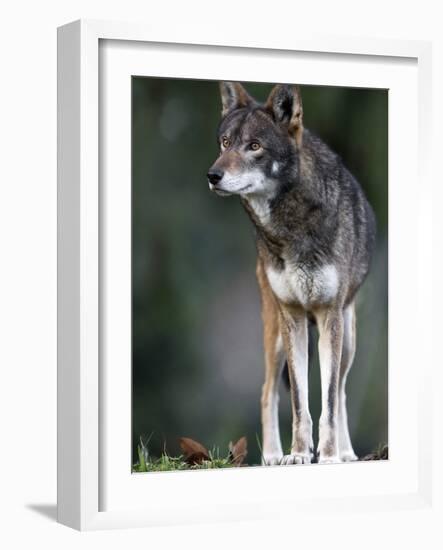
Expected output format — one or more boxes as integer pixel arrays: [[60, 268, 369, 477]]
[[132, 78, 388, 466]]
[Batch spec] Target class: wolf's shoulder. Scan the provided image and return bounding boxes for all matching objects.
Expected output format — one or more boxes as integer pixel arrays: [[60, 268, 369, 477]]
[[302, 129, 365, 196], [302, 129, 339, 166]]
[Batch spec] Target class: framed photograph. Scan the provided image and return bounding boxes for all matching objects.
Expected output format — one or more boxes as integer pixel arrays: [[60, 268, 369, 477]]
[[57, 20, 433, 530]]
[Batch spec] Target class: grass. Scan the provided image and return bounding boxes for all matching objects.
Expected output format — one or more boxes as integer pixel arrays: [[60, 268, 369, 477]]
[[133, 438, 237, 473], [362, 442, 389, 461], [132, 435, 389, 472]]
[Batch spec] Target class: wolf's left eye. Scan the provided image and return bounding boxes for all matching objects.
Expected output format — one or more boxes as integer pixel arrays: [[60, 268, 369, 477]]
[[221, 137, 230, 148], [249, 141, 261, 151]]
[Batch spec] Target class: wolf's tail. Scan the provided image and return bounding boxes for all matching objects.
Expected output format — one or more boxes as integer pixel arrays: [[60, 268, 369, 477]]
[[281, 322, 316, 389]]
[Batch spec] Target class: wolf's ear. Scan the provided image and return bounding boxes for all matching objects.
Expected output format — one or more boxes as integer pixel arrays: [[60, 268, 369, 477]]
[[266, 84, 303, 145], [219, 82, 253, 117]]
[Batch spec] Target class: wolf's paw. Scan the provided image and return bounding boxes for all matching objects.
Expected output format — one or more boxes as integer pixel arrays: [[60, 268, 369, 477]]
[[281, 453, 312, 465], [340, 451, 358, 462], [262, 452, 283, 466], [318, 455, 342, 464]]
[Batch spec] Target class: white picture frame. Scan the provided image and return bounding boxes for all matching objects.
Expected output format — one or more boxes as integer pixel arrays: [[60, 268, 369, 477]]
[[57, 19, 434, 531]]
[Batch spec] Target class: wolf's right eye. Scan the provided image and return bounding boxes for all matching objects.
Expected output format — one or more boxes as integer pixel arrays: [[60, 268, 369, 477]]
[[221, 137, 230, 148]]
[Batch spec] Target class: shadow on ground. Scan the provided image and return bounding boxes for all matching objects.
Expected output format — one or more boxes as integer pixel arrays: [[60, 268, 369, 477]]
[[26, 504, 57, 522]]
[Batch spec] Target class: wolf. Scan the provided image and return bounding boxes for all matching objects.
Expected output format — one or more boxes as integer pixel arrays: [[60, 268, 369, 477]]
[[207, 82, 376, 465]]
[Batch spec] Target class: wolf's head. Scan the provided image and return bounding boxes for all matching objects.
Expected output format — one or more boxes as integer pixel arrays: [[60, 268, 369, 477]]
[[207, 82, 303, 198]]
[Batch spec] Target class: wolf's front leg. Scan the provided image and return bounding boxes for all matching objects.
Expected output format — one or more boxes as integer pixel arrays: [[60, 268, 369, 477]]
[[258, 260, 284, 465], [280, 309, 313, 465], [261, 331, 284, 465], [316, 308, 344, 463]]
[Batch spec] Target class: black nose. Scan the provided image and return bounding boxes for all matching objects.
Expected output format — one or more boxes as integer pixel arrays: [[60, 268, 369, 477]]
[[207, 169, 224, 186]]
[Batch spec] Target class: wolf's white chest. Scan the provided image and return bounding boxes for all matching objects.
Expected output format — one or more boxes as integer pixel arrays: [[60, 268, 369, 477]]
[[266, 262, 339, 307]]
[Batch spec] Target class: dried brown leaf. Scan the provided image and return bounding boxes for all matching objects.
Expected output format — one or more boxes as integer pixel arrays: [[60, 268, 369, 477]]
[[229, 436, 248, 466], [179, 437, 210, 465]]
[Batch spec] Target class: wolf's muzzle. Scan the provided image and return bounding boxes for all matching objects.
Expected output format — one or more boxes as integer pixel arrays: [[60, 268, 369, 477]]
[[207, 169, 224, 187]]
